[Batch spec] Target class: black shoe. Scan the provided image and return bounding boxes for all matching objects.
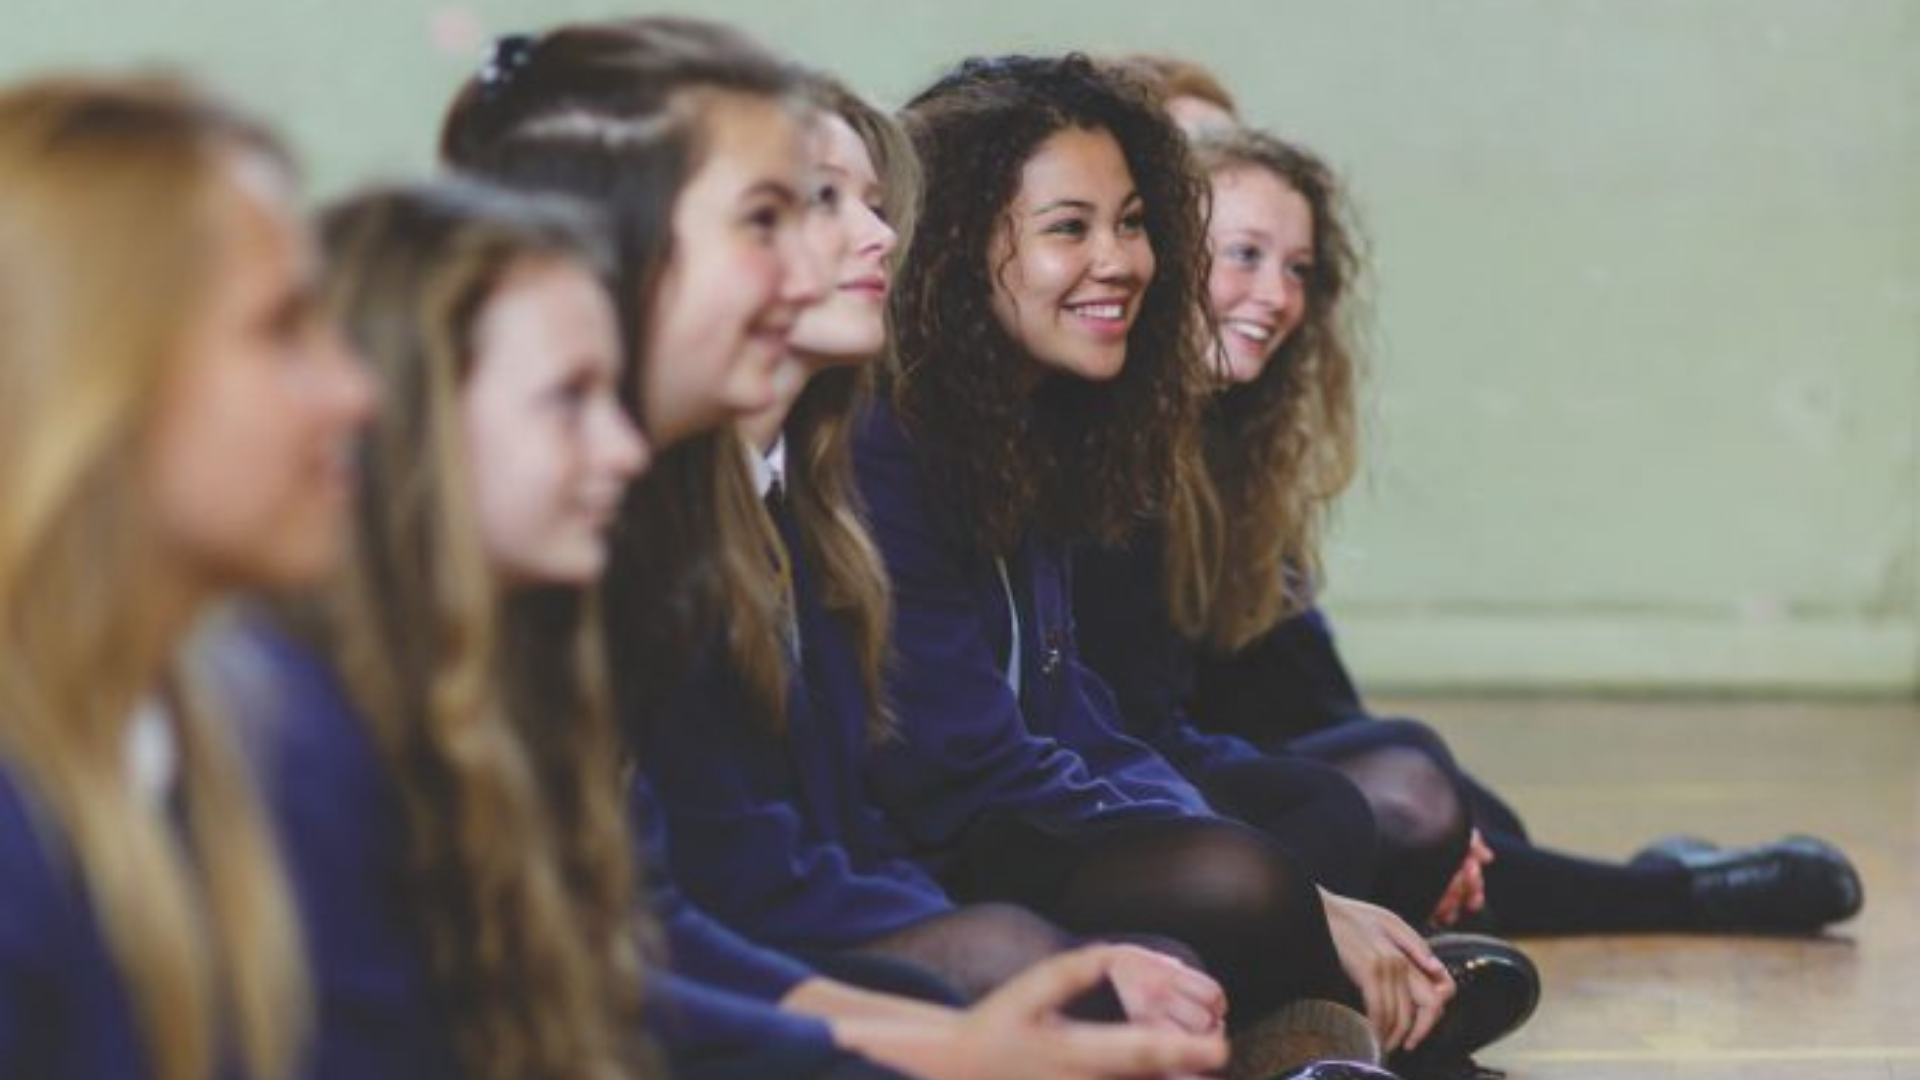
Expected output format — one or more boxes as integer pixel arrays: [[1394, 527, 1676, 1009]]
[[1647, 835, 1864, 932], [1389, 934, 1539, 1080], [1628, 834, 1717, 868]]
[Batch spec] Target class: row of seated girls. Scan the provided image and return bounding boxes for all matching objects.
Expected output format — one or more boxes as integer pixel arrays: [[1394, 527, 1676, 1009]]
[[0, 15, 1861, 1080]]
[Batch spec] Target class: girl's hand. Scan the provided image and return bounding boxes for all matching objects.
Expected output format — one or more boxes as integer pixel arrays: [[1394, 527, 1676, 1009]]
[[1103, 943, 1227, 1035], [1321, 890, 1454, 1053], [1430, 829, 1495, 927], [957, 945, 1230, 1080]]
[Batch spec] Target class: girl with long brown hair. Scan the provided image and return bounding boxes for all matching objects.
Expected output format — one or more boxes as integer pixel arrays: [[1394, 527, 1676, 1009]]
[[0, 74, 371, 1080], [249, 180, 651, 1080]]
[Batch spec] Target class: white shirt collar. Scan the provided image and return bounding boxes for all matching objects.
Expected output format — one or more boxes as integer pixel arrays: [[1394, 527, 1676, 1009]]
[[752, 435, 788, 500], [126, 697, 178, 806]]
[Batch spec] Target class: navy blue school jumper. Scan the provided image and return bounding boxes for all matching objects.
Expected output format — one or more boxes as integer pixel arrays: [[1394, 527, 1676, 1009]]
[[848, 402, 1210, 854], [639, 490, 954, 954], [0, 765, 180, 1080], [849, 401, 1349, 1016], [1073, 534, 1470, 918], [1188, 604, 1369, 745], [633, 778, 931, 1080], [632, 773, 825, 998], [257, 619, 878, 1080], [249, 623, 467, 1080]]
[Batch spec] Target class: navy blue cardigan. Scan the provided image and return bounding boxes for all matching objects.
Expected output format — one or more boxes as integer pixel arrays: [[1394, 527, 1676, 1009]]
[[251, 624, 468, 1080], [255, 623, 840, 1079], [1071, 530, 1274, 776], [0, 767, 167, 1080], [641, 491, 954, 952], [849, 402, 1207, 866], [1189, 605, 1372, 746]]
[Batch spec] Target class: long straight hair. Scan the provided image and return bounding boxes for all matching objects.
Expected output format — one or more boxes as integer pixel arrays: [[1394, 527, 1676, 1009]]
[[0, 75, 308, 1080], [1189, 127, 1363, 650], [441, 15, 805, 735], [312, 181, 644, 1080], [764, 72, 923, 736]]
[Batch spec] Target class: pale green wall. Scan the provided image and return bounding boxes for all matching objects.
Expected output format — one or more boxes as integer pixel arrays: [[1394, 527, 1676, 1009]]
[[10, 1, 1918, 693]]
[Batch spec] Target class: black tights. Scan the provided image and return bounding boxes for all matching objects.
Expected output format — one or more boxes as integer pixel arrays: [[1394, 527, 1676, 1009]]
[[1289, 719, 1474, 924], [948, 812, 1352, 1022], [1192, 755, 1379, 899], [839, 901, 1208, 1022], [1461, 773, 1692, 934], [842, 901, 1076, 1003], [1270, 720, 1691, 934]]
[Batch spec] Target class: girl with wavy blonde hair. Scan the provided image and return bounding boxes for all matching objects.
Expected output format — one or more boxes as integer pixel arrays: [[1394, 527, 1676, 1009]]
[[0, 74, 372, 1080]]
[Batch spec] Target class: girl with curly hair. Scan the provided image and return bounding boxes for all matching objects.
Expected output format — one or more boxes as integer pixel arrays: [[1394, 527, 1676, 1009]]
[[1086, 61, 1862, 944], [853, 53, 1440, 1066], [1075, 124, 1553, 1078], [0, 74, 371, 1080]]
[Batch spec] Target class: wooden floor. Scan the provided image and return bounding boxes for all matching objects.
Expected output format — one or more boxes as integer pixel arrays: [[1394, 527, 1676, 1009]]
[[1383, 696, 1920, 1080]]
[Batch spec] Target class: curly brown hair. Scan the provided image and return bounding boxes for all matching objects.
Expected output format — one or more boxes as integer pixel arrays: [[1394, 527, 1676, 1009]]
[[1190, 127, 1365, 651], [888, 54, 1214, 559]]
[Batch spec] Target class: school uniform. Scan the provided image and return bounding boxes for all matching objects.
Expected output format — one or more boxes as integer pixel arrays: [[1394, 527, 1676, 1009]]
[[848, 400, 1209, 865], [1067, 530, 1274, 775], [258, 617, 871, 1080], [633, 773, 821, 1000], [1187, 604, 1370, 747], [0, 762, 161, 1080], [639, 440, 957, 954], [1071, 533, 1385, 898], [633, 777, 934, 1080], [847, 401, 1359, 1016], [247, 621, 464, 1080]]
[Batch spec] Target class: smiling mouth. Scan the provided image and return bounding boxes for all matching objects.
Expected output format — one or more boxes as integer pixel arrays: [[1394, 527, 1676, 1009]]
[[1223, 318, 1275, 345], [1067, 301, 1128, 324]]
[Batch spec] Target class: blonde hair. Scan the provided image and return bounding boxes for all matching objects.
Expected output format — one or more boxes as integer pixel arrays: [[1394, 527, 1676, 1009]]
[[1116, 54, 1240, 116], [0, 75, 309, 1080], [1189, 127, 1364, 650], [312, 181, 645, 1080]]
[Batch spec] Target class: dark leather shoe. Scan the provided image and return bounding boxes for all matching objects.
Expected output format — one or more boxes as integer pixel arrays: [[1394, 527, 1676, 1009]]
[[1390, 933, 1539, 1080], [1628, 834, 1717, 867], [1646, 834, 1864, 931]]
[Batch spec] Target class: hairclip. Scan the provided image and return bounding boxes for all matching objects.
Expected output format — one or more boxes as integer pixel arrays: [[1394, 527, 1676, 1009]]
[[478, 33, 536, 101]]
